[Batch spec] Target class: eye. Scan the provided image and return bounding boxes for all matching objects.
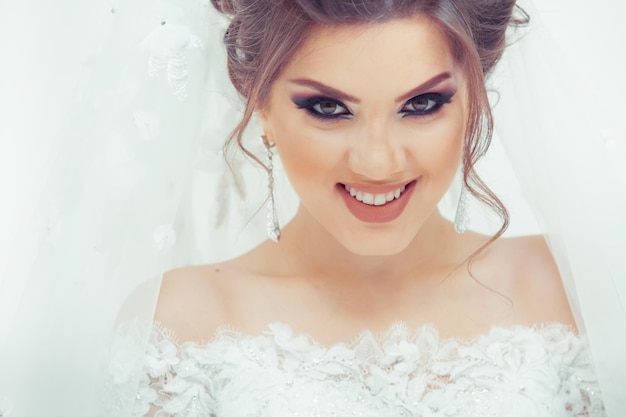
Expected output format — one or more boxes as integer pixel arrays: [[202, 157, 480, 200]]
[[313, 100, 345, 116], [293, 96, 352, 120], [401, 92, 453, 117]]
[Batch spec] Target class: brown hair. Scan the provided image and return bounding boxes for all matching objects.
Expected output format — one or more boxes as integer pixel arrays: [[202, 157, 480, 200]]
[[212, 0, 528, 241]]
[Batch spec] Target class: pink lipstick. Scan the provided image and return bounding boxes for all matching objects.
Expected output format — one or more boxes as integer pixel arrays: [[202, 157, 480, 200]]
[[338, 179, 417, 223]]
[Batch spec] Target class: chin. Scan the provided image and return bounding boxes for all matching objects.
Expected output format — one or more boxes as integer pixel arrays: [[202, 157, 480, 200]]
[[336, 232, 414, 257]]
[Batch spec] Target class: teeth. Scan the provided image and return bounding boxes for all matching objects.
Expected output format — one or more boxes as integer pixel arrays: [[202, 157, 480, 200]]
[[343, 183, 408, 206], [374, 194, 387, 206]]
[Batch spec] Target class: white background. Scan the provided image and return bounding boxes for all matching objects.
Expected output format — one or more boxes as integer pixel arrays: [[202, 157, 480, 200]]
[[0, 1, 108, 275]]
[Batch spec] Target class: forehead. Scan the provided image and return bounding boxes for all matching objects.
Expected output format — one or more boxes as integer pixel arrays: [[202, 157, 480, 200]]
[[281, 16, 456, 92]]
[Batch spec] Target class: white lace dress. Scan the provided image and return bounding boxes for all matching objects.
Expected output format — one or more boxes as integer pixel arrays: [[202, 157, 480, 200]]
[[132, 322, 604, 417]]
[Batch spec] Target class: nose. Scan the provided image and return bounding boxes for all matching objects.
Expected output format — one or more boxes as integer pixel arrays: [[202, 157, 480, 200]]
[[348, 119, 406, 180]]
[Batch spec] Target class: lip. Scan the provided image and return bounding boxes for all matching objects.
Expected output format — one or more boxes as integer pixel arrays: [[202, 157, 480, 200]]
[[338, 179, 418, 223], [341, 181, 411, 194]]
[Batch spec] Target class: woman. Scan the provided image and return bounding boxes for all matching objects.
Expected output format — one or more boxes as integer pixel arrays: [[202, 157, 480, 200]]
[[132, 0, 605, 415], [0, 0, 623, 416]]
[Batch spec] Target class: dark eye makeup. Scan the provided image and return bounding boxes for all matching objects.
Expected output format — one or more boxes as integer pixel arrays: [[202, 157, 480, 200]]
[[400, 92, 454, 117], [291, 90, 456, 122], [292, 96, 352, 120]]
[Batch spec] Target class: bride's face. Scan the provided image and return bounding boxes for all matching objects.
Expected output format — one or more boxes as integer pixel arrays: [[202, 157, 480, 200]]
[[259, 16, 468, 255]]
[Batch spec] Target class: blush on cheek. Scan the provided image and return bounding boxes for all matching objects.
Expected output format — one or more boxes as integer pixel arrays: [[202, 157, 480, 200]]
[[273, 110, 348, 175], [410, 124, 464, 169], [274, 133, 331, 188]]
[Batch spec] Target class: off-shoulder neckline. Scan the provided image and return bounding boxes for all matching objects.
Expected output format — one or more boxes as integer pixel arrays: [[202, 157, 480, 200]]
[[151, 320, 582, 352]]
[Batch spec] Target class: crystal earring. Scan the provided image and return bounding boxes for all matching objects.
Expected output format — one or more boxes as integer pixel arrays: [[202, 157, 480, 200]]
[[262, 136, 280, 242], [454, 181, 470, 234]]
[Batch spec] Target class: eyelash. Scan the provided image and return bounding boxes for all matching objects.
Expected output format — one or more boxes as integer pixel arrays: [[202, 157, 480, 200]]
[[400, 93, 454, 118], [294, 97, 351, 121], [293, 92, 454, 121]]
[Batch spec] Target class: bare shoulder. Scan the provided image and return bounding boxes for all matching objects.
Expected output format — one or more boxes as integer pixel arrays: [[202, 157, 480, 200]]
[[478, 234, 577, 329], [154, 239, 290, 342], [154, 261, 242, 343], [493, 235, 558, 276], [501, 235, 562, 283]]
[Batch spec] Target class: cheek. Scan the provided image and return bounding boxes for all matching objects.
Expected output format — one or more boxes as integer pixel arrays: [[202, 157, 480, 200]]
[[408, 114, 465, 180], [278, 143, 322, 187], [271, 115, 340, 189], [435, 121, 464, 166]]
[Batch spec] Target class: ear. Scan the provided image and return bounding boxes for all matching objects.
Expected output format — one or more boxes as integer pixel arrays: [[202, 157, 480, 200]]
[[256, 107, 276, 144], [256, 107, 269, 129]]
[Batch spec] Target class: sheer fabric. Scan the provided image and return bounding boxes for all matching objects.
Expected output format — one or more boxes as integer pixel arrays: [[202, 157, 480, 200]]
[[0, 1, 242, 415], [0, 0, 624, 416], [490, 1, 626, 413]]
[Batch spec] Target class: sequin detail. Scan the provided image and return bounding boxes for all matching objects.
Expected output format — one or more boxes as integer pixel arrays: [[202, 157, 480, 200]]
[[132, 322, 605, 417]]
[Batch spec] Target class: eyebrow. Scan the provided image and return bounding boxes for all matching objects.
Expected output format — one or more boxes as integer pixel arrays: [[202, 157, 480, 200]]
[[288, 78, 361, 103], [395, 72, 453, 103], [288, 72, 453, 104]]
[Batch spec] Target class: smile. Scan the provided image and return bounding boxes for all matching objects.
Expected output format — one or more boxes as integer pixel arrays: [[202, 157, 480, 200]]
[[338, 180, 418, 223], [343, 184, 407, 206]]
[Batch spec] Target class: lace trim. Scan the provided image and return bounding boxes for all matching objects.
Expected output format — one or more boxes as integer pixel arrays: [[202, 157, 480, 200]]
[[151, 320, 580, 352], [124, 321, 605, 417]]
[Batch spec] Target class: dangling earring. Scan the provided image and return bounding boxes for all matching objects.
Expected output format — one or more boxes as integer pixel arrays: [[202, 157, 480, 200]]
[[262, 136, 280, 242], [454, 180, 470, 234]]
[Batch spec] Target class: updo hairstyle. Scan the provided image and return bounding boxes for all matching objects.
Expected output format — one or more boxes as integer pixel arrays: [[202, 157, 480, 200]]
[[211, 0, 528, 239]]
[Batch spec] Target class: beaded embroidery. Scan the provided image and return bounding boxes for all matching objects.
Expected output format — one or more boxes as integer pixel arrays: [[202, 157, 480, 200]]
[[131, 322, 604, 417]]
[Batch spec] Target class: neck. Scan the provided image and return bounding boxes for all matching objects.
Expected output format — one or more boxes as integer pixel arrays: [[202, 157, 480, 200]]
[[275, 205, 466, 288]]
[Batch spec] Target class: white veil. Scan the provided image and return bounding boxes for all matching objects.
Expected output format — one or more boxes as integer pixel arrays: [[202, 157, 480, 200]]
[[0, 0, 262, 414], [0, 0, 624, 415], [492, 1, 626, 412]]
